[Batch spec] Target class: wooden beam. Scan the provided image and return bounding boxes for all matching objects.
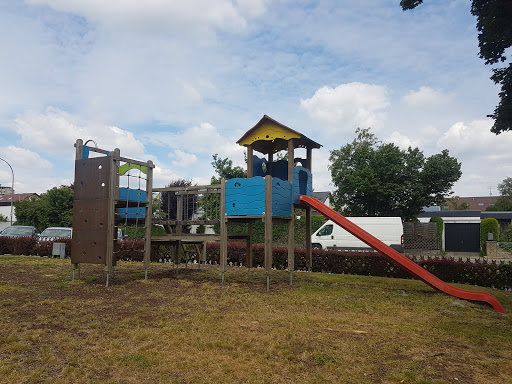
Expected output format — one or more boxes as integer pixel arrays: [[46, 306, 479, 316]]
[[247, 145, 253, 178], [144, 161, 154, 271], [220, 179, 227, 272], [264, 175, 273, 273]]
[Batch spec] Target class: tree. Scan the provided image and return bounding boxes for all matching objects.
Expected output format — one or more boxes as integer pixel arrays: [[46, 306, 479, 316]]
[[498, 176, 512, 197], [329, 128, 462, 220], [401, 0, 512, 134], [160, 179, 197, 221], [14, 187, 73, 232], [0, 214, 8, 222], [442, 199, 470, 211], [210, 153, 246, 183], [200, 154, 247, 220], [486, 176, 512, 211]]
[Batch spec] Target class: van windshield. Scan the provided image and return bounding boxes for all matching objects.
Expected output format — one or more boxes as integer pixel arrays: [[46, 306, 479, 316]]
[[317, 224, 333, 236]]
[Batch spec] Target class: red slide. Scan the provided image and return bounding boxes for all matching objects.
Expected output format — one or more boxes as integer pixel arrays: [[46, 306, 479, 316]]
[[299, 195, 506, 313]]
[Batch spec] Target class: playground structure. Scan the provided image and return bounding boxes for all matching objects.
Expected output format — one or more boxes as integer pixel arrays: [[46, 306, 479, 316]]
[[70, 116, 506, 313]]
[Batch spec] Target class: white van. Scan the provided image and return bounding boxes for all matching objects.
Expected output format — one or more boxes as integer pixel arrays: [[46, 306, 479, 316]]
[[311, 217, 404, 253]]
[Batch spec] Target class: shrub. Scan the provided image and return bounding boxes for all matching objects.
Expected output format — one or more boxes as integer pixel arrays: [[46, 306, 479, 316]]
[[499, 224, 512, 242], [202, 243, 512, 290], [429, 217, 444, 249], [480, 218, 499, 255], [2, 235, 510, 290]]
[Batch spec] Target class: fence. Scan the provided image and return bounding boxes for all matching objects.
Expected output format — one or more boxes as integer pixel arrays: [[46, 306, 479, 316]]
[[403, 222, 439, 250]]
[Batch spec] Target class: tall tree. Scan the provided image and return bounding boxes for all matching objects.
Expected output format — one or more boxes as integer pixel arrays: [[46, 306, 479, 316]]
[[329, 128, 462, 220], [14, 187, 73, 232], [401, 0, 512, 134]]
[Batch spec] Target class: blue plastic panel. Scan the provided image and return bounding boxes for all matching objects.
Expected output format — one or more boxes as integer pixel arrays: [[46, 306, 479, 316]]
[[292, 167, 312, 204], [271, 159, 288, 181], [117, 207, 146, 219], [252, 155, 268, 177], [225, 177, 292, 217], [225, 177, 266, 216], [272, 178, 292, 216], [119, 188, 146, 202]]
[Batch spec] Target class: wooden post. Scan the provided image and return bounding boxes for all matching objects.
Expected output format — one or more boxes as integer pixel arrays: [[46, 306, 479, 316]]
[[246, 222, 253, 269], [220, 179, 228, 276], [287, 139, 295, 281], [73, 139, 83, 275], [143, 160, 154, 275], [247, 144, 254, 277], [264, 175, 273, 290], [268, 151, 273, 176], [174, 240, 181, 274], [247, 145, 253, 178], [177, 194, 183, 235], [306, 146, 312, 275], [105, 148, 120, 279]]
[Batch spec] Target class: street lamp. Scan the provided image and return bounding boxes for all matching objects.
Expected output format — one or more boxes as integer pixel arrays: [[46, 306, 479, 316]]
[[0, 157, 14, 225]]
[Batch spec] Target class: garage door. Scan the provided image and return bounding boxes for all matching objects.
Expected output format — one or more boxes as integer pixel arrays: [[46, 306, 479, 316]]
[[445, 223, 480, 252]]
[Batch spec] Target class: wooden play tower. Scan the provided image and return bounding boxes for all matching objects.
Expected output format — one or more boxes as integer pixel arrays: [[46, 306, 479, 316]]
[[223, 115, 322, 287]]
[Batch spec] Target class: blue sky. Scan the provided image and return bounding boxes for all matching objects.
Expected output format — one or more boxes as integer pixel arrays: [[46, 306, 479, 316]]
[[1, 0, 511, 197]]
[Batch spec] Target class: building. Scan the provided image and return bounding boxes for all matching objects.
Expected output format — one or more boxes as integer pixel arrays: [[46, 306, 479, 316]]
[[418, 210, 512, 252], [0, 193, 40, 228], [446, 196, 499, 211]]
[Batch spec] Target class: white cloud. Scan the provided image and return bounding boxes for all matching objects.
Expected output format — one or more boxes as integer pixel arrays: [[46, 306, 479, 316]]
[[438, 119, 512, 159], [300, 82, 390, 137], [27, 0, 267, 34], [383, 131, 420, 150], [437, 119, 512, 196], [0, 146, 55, 193], [311, 148, 332, 192], [401, 86, 453, 108], [143, 122, 245, 161], [170, 150, 198, 169], [14, 107, 146, 160], [0, 146, 52, 172]]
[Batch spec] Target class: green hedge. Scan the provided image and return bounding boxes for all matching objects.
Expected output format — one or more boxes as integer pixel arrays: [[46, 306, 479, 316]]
[[197, 242, 511, 290], [2, 236, 510, 290], [480, 218, 499, 255]]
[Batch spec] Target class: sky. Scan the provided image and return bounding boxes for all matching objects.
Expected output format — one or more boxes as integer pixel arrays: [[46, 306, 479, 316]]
[[1, 0, 511, 198]]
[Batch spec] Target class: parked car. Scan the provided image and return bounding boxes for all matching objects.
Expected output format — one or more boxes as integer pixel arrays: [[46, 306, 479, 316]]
[[0, 226, 37, 238], [38, 227, 73, 241], [311, 217, 404, 253]]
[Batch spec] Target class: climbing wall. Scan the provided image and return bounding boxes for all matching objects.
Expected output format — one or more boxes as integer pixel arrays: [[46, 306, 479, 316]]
[[71, 156, 114, 265]]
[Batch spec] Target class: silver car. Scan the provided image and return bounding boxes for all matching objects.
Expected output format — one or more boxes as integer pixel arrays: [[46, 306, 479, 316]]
[[38, 227, 73, 241]]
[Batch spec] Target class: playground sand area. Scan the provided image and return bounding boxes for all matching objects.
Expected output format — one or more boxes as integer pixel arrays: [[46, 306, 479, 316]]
[[1, 255, 511, 384]]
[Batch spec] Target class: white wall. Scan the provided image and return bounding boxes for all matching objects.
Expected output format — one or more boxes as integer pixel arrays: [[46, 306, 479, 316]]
[[0, 205, 15, 224]]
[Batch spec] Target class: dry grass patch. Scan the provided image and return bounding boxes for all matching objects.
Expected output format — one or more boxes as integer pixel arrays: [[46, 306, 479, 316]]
[[0, 255, 511, 383]]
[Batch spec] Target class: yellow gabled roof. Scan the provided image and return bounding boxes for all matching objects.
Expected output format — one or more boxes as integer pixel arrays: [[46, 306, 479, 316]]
[[236, 115, 322, 154]]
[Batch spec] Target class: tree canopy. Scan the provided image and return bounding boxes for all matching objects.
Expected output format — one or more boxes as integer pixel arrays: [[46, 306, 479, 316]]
[[160, 179, 197, 221], [14, 186, 74, 232], [487, 176, 512, 211], [329, 128, 462, 220], [401, 0, 512, 134], [210, 153, 246, 183], [498, 176, 512, 197]]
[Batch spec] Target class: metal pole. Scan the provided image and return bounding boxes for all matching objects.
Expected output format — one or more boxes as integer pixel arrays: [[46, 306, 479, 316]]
[[0, 157, 14, 225]]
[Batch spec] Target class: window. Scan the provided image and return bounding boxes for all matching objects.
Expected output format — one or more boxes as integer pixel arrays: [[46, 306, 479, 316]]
[[317, 224, 333, 236], [478, 203, 484, 206]]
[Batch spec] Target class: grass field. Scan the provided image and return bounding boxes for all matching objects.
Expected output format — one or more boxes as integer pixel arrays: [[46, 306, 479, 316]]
[[1, 255, 511, 384]]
